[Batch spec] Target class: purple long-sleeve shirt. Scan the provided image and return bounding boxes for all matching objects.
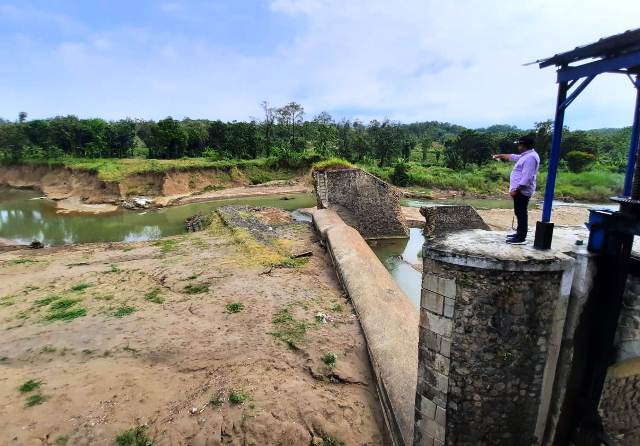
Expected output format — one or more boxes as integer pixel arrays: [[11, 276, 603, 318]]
[[509, 149, 540, 197]]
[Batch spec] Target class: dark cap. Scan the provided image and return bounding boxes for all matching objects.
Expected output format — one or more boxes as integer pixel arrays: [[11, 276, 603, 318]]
[[515, 136, 535, 149]]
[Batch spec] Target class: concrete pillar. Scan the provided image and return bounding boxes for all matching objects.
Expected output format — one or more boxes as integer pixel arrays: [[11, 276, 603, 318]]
[[415, 230, 574, 446]]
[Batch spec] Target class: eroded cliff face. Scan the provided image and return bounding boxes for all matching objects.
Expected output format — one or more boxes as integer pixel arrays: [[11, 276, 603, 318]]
[[0, 165, 121, 203], [0, 165, 247, 204]]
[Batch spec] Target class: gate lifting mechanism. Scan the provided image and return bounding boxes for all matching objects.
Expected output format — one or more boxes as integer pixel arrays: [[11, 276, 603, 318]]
[[533, 29, 640, 446]]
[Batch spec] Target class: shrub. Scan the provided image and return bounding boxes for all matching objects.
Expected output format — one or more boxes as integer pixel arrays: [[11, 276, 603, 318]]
[[312, 157, 354, 171], [565, 151, 595, 172], [390, 161, 410, 186]]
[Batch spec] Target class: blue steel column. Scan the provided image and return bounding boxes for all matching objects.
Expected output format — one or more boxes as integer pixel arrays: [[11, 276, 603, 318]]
[[624, 75, 640, 197], [541, 80, 569, 222]]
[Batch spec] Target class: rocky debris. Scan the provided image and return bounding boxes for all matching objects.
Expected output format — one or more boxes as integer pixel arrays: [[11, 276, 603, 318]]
[[217, 205, 303, 242], [121, 197, 154, 210], [185, 214, 210, 232], [29, 240, 44, 249], [420, 204, 489, 238]]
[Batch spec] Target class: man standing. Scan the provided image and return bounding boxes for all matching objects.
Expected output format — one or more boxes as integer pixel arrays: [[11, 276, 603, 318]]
[[492, 136, 540, 244]]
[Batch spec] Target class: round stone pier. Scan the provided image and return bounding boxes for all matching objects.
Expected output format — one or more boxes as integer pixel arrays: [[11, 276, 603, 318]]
[[414, 230, 575, 446]]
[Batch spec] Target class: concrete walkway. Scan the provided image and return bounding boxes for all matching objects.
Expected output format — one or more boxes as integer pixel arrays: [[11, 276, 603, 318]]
[[312, 209, 419, 446]]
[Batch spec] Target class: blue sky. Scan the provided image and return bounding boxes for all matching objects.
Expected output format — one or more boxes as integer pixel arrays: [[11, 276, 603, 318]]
[[1, 0, 640, 129]]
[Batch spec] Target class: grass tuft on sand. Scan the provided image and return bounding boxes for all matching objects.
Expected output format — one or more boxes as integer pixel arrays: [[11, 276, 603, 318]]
[[115, 426, 154, 446]]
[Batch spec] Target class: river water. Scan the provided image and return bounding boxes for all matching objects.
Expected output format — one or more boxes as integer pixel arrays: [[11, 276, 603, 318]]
[[0, 187, 524, 307]]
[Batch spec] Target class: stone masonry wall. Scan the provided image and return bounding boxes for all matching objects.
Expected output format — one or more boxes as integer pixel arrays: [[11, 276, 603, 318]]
[[415, 256, 567, 446], [317, 169, 409, 239], [616, 273, 640, 361], [599, 358, 640, 446]]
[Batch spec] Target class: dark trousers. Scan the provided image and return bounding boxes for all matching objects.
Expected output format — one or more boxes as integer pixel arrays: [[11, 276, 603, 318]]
[[513, 192, 530, 239]]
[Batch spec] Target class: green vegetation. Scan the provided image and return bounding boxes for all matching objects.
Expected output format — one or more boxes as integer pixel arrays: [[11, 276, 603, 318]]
[[115, 426, 154, 446], [183, 283, 209, 294], [228, 390, 250, 405], [39, 295, 87, 321], [54, 435, 69, 445], [271, 308, 308, 349], [272, 256, 309, 268], [50, 298, 81, 310], [70, 283, 91, 292], [312, 157, 354, 171], [25, 393, 47, 407], [225, 302, 244, 313], [113, 305, 136, 318], [8, 258, 38, 265], [322, 353, 337, 369], [153, 239, 179, 253], [144, 289, 164, 304], [318, 436, 345, 446], [45, 307, 87, 321], [19, 379, 41, 393], [2, 109, 632, 201], [209, 394, 224, 407], [106, 264, 121, 273], [34, 294, 62, 306]]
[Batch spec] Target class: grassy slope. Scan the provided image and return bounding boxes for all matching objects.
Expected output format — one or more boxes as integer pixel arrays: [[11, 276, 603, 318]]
[[14, 157, 301, 184], [364, 162, 624, 202]]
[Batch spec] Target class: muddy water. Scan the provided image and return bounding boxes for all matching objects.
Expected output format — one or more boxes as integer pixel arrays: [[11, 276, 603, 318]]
[[0, 187, 316, 245], [369, 228, 424, 307]]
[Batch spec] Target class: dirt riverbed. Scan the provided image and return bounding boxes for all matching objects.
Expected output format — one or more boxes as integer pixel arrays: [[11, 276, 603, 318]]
[[0, 209, 384, 445]]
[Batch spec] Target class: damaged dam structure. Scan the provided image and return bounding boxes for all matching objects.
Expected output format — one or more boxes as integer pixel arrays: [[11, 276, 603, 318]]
[[312, 165, 640, 446]]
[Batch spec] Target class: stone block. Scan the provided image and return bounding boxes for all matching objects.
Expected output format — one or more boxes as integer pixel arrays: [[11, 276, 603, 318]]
[[422, 289, 444, 315], [420, 310, 453, 338], [443, 298, 455, 318], [420, 327, 441, 352], [435, 405, 446, 425], [420, 396, 436, 419], [422, 273, 457, 299], [440, 338, 451, 357], [433, 352, 450, 376], [425, 418, 446, 442]]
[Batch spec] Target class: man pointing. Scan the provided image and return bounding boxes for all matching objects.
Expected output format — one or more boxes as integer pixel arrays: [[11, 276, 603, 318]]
[[492, 136, 540, 245]]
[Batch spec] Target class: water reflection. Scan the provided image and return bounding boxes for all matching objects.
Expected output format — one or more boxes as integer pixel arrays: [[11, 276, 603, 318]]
[[369, 228, 424, 308], [0, 187, 316, 246]]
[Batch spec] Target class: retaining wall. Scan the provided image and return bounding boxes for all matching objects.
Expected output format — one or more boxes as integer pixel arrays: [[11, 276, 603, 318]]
[[312, 208, 418, 446]]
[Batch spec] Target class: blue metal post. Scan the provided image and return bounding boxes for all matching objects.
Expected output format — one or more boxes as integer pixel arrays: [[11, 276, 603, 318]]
[[541, 81, 569, 222], [623, 75, 640, 197]]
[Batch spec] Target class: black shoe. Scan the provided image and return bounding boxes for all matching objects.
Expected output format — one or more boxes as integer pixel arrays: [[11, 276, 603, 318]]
[[506, 237, 526, 245], [506, 233, 518, 239]]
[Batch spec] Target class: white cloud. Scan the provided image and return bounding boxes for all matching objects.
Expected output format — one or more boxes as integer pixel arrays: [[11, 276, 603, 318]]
[[2, 0, 640, 128]]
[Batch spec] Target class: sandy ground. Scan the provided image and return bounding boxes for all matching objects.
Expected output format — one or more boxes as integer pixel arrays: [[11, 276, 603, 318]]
[[158, 181, 312, 207], [0, 209, 384, 445], [401, 204, 590, 231]]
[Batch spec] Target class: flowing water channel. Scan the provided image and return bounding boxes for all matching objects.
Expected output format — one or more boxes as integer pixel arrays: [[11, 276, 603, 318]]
[[0, 187, 522, 308]]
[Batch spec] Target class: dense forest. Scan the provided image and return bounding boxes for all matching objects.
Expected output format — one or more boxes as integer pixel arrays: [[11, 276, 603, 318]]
[[0, 103, 633, 200], [0, 102, 632, 172]]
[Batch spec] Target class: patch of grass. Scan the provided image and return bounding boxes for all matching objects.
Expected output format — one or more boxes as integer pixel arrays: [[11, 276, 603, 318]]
[[186, 274, 200, 280], [94, 293, 114, 301], [70, 282, 92, 292], [225, 302, 244, 314], [209, 395, 224, 407], [34, 294, 62, 306], [19, 379, 41, 393], [41, 345, 56, 353], [144, 289, 164, 304], [113, 305, 136, 318], [331, 304, 343, 313], [54, 435, 69, 445], [9, 258, 38, 265], [228, 390, 250, 406], [312, 157, 355, 171], [153, 239, 179, 253], [318, 436, 345, 446], [25, 393, 47, 407], [105, 264, 122, 273], [271, 308, 308, 349], [0, 356, 8, 363], [184, 283, 209, 294], [272, 256, 308, 268], [322, 353, 337, 369], [115, 426, 154, 446], [44, 307, 87, 322], [50, 298, 81, 310]]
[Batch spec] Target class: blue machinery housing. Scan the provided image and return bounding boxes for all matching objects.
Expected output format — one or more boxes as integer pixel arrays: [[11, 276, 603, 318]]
[[534, 28, 640, 249]]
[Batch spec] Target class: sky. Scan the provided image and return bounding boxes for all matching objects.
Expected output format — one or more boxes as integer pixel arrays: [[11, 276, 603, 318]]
[[1, 0, 640, 129]]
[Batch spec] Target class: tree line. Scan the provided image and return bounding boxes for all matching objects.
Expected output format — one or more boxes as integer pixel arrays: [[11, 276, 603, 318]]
[[0, 103, 633, 173]]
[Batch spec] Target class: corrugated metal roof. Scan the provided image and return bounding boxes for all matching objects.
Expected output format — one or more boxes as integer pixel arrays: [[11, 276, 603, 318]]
[[537, 28, 640, 68]]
